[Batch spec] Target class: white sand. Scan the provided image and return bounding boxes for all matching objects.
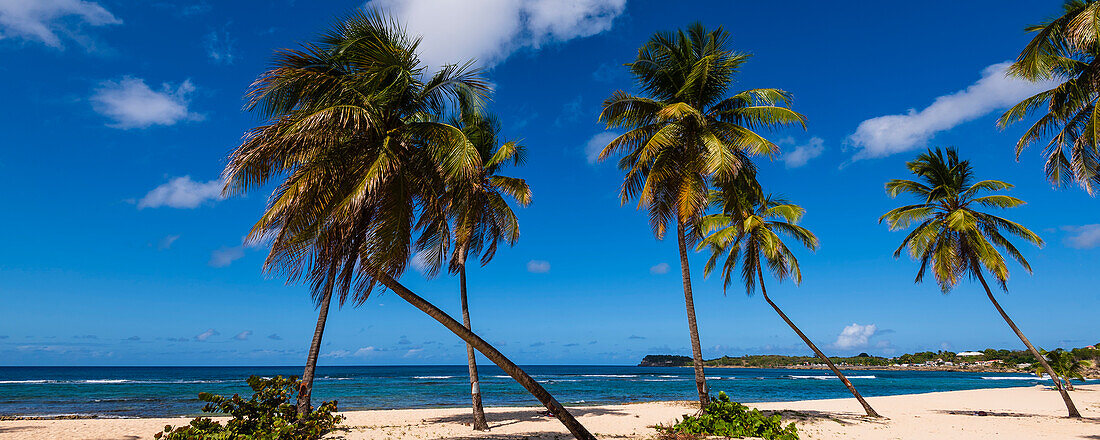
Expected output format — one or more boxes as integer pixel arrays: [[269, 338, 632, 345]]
[[1, 385, 1096, 439]]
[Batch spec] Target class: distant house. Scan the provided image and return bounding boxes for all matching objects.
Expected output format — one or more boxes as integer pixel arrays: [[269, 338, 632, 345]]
[[957, 351, 984, 357]]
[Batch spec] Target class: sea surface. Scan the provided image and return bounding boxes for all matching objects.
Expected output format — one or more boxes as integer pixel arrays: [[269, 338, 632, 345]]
[[0, 365, 1075, 418]]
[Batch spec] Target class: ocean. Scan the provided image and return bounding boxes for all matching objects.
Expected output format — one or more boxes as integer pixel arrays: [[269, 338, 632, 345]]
[[0, 365, 1070, 418]]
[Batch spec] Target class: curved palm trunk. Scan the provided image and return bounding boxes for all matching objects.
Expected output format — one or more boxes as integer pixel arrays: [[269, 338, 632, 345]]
[[974, 268, 1080, 418], [373, 272, 596, 440], [677, 218, 709, 409], [757, 271, 882, 418], [458, 257, 489, 431], [296, 278, 334, 417]]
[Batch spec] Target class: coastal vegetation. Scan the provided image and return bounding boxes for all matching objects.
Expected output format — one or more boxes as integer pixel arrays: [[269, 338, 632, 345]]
[[697, 191, 881, 417], [640, 345, 1100, 375], [880, 147, 1080, 417], [1036, 349, 1092, 391], [597, 22, 805, 409], [656, 392, 799, 440], [154, 376, 343, 440], [221, 10, 595, 439]]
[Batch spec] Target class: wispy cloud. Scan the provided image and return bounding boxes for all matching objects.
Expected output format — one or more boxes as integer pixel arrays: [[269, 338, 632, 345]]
[[267, 334, 282, 341], [628, 335, 646, 340], [584, 131, 618, 164], [526, 259, 550, 273], [1063, 224, 1100, 249], [233, 330, 252, 341], [138, 176, 223, 209], [195, 329, 219, 342], [847, 62, 1053, 161], [832, 323, 877, 350], [649, 263, 670, 275], [204, 27, 234, 64], [91, 77, 201, 129], [209, 246, 245, 268], [781, 136, 825, 169], [0, 0, 120, 49], [158, 234, 180, 250], [364, 0, 625, 69], [554, 95, 583, 127]]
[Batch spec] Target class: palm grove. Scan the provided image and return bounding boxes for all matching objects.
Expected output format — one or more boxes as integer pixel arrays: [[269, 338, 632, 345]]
[[219, 4, 1097, 438]]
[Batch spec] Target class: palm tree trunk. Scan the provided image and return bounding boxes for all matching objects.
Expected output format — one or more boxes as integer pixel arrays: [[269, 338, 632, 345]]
[[973, 268, 1080, 418], [757, 270, 882, 418], [296, 276, 335, 417], [677, 218, 709, 409], [373, 271, 596, 440], [457, 249, 489, 431]]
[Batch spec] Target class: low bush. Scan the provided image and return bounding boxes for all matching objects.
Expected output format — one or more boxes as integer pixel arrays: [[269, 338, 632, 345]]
[[656, 391, 798, 440], [154, 375, 343, 440]]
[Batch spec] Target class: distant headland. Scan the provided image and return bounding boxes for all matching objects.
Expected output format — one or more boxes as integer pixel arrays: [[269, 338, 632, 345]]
[[639, 346, 1099, 377]]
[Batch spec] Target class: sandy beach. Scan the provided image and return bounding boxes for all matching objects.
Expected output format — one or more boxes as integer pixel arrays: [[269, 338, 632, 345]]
[[2, 384, 1096, 439]]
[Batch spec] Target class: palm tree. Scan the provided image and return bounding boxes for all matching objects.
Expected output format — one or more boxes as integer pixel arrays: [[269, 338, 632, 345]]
[[438, 95, 532, 431], [222, 11, 594, 439], [597, 23, 805, 409], [880, 147, 1080, 418], [1035, 349, 1090, 391], [698, 190, 883, 418], [998, 0, 1100, 194]]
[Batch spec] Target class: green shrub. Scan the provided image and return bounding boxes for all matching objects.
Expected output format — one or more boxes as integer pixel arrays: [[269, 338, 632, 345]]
[[154, 375, 343, 440], [656, 392, 798, 440]]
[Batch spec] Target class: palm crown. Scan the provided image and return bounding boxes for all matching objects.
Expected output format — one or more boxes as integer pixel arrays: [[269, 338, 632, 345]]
[[698, 191, 819, 294], [598, 23, 805, 239], [222, 10, 489, 305], [880, 147, 1044, 292], [433, 94, 532, 276], [999, 0, 1100, 194]]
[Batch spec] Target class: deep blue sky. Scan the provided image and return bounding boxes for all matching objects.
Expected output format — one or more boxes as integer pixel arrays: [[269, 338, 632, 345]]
[[1, 0, 1096, 366]]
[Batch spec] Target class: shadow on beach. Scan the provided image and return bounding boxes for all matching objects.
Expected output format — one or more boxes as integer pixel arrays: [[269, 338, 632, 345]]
[[424, 407, 632, 430], [764, 409, 889, 427]]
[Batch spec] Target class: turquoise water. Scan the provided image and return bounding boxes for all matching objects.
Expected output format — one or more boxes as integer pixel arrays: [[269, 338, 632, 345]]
[[0, 366, 1068, 418]]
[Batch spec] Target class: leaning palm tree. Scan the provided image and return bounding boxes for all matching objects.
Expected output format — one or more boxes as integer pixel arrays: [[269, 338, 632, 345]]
[[598, 23, 805, 409], [430, 95, 531, 431], [998, 0, 1100, 194], [698, 190, 883, 418], [880, 147, 1080, 418], [1035, 349, 1090, 391], [222, 11, 594, 439]]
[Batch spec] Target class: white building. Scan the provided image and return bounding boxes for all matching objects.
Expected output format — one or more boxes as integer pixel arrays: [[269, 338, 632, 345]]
[[957, 351, 984, 357]]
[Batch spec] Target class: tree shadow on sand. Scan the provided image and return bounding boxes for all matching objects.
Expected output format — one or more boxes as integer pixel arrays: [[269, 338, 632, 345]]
[[425, 407, 632, 430], [763, 409, 889, 427]]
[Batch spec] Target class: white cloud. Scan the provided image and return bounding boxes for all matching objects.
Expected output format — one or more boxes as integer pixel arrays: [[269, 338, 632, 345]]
[[833, 323, 877, 350], [781, 136, 825, 168], [233, 330, 252, 341], [209, 246, 245, 268], [527, 259, 551, 273], [364, 0, 625, 69], [649, 262, 670, 274], [138, 176, 223, 209], [848, 62, 1055, 161], [195, 329, 219, 342], [157, 234, 180, 250], [1063, 224, 1100, 249], [91, 77, 201, 129], [321, 349, 352, 358], [585, 131, 618, 164], [0, 0, 120, 49], [354, 346, 379, 356]]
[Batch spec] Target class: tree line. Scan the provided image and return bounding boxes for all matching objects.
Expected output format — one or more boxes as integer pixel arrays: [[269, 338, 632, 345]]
[[219, 2, 1100, 438]]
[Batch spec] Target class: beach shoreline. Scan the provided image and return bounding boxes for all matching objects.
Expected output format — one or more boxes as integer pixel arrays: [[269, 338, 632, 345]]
[[2, 384, 1095, 439]]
